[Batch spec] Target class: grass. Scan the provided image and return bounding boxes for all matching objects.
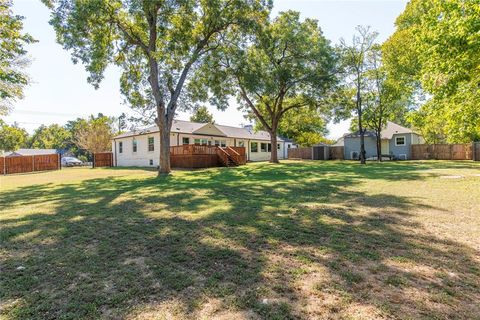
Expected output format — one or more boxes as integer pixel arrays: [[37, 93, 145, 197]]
[[1, 160, 479, 319]]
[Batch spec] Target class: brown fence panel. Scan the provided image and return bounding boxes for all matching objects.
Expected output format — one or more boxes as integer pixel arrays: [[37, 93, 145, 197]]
[[411, 144, 472, 160], [329, 146, 345, 160], [288, 147, 312, 160], [6, 156, 34, 174], [170, 154, 219, 168], [34, 154, 60, 171], [474, 142, 480, 161], [93, 152, 113, 168], [0, 157, 4, 175]]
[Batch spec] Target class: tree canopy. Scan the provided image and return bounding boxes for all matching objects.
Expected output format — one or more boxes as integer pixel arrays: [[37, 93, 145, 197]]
[[0, 120, 28, 152], [383, 0, 480, 142], [43, 0, 272, 174], [196, 10, 337, 162], [190, 106, 214, 123], [28, 124, 71, 150], [0, 0, 35, 115]]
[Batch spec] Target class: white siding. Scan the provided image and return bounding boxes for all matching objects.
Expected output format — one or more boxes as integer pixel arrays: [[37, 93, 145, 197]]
[[114, 132, 287, 167]]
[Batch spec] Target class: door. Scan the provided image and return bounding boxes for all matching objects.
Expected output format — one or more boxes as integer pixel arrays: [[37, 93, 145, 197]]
[[381, 140, 389, 155]]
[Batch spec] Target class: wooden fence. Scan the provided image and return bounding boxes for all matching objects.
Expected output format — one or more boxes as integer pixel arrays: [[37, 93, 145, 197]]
[[411, 144, 473, 160], [329, 146, 345, 160], [474, 142, 480, 161], [288, 147, 312, 160], [93, 152, 113, 168], [1, 154, 60, 175]]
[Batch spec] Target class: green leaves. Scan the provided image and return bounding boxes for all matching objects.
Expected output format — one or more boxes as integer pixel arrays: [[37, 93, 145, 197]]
[[0, 0, 35, 115], [383, 0, 480, 142], [0, 120, 29, 152]]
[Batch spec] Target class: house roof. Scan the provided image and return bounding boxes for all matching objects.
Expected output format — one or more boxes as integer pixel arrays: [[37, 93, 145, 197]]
[[114, 119, 285, 142], [2, 149, 59, 157], [344, 121, 415, 140]]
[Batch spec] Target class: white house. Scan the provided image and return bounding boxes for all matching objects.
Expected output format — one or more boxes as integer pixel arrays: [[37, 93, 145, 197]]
[[112, 120, 296, 167]]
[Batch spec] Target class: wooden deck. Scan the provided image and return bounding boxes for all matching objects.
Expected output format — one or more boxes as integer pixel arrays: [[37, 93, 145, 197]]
[[170, 145, 246, 169]]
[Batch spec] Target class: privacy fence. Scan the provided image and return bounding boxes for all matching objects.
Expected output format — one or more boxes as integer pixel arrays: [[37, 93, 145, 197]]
[[1, 154, 61, 175], [288, 146, 344, 160], [93, 152, 114, 168], [288, 143, 480, 161], [411, 144, 474, 160]]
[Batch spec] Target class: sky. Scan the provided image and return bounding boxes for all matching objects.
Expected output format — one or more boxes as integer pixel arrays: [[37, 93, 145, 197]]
[[6, 0, 408, 139]]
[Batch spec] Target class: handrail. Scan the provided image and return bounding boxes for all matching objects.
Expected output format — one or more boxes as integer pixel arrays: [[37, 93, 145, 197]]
[[216, 147, 230, 166], [226, 146, 240, 156]]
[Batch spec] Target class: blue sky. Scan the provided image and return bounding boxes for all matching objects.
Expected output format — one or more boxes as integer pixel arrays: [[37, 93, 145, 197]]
[[7, 0, 408, 138]]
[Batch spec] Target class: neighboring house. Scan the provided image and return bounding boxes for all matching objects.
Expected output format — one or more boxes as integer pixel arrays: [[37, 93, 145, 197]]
[[342, 121, 424, 160], [112, 120, 296, 167], [1, 149, 60, 157]]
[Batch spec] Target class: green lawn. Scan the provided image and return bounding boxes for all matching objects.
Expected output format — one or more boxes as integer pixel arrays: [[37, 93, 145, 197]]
[[1, 161, 479, 319]]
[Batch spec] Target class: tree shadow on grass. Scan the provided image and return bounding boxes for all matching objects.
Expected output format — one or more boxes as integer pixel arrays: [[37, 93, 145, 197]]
[[1, 162, 479, 319]]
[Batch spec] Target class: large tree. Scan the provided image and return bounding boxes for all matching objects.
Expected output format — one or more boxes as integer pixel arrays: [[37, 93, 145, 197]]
[[0, 0, 35, 115], [339, 26, 378, 164], [361, 45, 410, 161], [74, 115, 113, 154], [196, 11, 336, 162], [190, 106, 214, 123], [270, 108, 330, 147], [28, 124, 71, 150], [43, 0, 271, 174], [0, 120, 28, 152], [383, 0, 480, 143]]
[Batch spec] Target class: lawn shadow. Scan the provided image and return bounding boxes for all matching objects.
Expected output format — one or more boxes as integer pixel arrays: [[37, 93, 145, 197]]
[[1, 161, 479, 319]]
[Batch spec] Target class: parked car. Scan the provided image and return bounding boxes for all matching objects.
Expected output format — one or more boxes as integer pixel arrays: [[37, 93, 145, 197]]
[[62, 156, 83, 167]]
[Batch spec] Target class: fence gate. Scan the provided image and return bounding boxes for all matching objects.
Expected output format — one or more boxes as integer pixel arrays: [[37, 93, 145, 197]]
[[93, 152, 113, 168], [474, 142, 480, 161]]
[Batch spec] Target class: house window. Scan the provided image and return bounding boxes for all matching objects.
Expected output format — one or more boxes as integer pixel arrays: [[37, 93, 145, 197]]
[[132, 140, 137, 153], [277, 143, 281, 150], [287, 144, 291, 149], [238, 141, 244, 147], [194, 138, 208, 145], [148, 137, 154, 151], [149, 159, 153, 166], [119, 142, 123, 153], [221, 140, 226, 147], [261, 143, 267, 152], [267, 143, 272, 152], [395, 136, 406, 146], [251, 142, 258, 153], [182, 137, 190, 145]]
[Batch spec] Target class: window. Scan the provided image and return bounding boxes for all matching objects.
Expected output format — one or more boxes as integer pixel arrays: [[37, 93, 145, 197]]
[[395, 136, 406, 146], [195, 138, 208, 145], [119, 142, 123, 153], [194, 138, 200, 145], [221, 140, 227, 147], [287, 144, 291, 149], [277, 143, 281, 150], [148, 137, 154, 151], [182, 137, 190, 145], [251, 142, 258, 153], [149, 159, 153, 166], [267, 143, 272, 152], [132, 140, 137, 153], [261, 143, 267, 152], [238, 141, 245, 147]]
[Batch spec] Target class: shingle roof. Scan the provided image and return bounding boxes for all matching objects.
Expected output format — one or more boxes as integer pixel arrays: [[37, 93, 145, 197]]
[[344, 121, 415, 140], [2, 149, 59, 156], [114, 119, 285, 142]]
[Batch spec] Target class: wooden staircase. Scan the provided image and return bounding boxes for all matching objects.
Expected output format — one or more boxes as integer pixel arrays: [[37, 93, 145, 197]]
[[216, 147, 243, 167]]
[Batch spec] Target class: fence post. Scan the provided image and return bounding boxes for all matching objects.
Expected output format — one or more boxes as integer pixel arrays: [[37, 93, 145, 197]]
[[93, 153, 95, 169], [474, 142, 477, 161], [32, 155, 35, 172]]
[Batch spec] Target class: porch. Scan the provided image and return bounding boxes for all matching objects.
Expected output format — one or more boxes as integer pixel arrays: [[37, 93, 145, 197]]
[[170, 145, 247, 169]]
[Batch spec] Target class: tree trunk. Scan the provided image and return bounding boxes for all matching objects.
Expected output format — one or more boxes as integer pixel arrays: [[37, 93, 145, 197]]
[[376, 132, 381, 162], [270, 132, 279, 163], [356, 77, 366, 165], [158, 126, 171, 175]]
